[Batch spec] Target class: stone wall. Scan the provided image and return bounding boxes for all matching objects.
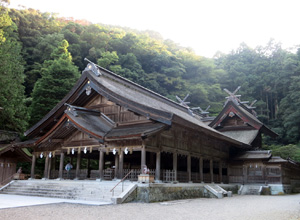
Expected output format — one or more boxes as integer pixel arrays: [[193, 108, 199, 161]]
[[125, 183, 238, 203], [269, 184, 292, 195]]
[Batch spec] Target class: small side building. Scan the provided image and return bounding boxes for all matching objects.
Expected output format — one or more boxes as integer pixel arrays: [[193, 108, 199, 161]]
[[208, 90, 300, 193], [0, 130, 32, 184]]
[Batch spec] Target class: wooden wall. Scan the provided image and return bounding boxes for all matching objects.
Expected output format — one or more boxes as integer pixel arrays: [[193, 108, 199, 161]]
[[0, 157, 17, 183], [85, 95, 148, 123], [146, 123, 230, 160]]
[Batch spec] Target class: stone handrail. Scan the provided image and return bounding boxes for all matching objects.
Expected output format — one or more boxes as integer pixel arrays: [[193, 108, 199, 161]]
[[0, 173, 18, 186]]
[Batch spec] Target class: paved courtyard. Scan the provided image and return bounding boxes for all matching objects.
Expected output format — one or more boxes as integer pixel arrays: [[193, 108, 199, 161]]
[[0, 194, 299, 220]]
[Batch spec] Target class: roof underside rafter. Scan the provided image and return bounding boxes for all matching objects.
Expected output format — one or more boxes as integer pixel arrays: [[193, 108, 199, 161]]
[[33, 106, 167, 150]]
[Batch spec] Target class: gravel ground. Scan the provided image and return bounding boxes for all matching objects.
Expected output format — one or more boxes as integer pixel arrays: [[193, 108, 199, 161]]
[[1, 194, 300, 220]]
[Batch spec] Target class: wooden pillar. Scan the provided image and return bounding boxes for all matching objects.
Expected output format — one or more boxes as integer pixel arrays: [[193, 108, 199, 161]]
[[279, 166, 282, 184], [114, 154, 119, 179], [173, 152, 177, 181], [87, 158, 90, 169], [199, 157, 203, 183], [52, 156, 56, 171], [119, 150, 124, 179], [262, 164, 267, 184], [155, 151, 161, 181], [59, 152, 64, 179], [219, 161, 223, 183], [141, 145, 146, 173], [47, 156, 52, 179], [187, 154, 191, 182], [243, 164, 247, 184], [75, 151, 81, 179], [30, 154, 36, 179], [210, 158, 214, 183], [43, 154, 49, 179], [99, 151, 104, 179]]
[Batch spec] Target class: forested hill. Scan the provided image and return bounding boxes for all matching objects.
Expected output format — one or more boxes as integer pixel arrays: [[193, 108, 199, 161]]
[[1, 4, 300, 161]]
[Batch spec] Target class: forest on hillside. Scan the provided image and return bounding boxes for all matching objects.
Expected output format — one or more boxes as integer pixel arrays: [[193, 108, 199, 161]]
[[1, 1, 300, 161]]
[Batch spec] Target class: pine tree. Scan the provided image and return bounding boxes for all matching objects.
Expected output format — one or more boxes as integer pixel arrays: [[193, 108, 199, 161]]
[[29, 39, 80, 125]]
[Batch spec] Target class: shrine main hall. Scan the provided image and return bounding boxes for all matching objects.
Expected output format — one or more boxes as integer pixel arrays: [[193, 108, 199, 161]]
[[19, 61, 300, 193]]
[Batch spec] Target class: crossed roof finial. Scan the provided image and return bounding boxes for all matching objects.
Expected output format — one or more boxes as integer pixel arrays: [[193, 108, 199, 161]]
[[223, 86, 258, 116], [191, 105, 210, 117], [224, 86, 250, 105], [176, 94, 190, 108]]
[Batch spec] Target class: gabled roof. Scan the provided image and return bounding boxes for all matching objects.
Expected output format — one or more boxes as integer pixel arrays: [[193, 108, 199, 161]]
[[209, 100, 277, 138], [25, 62, 249, 148], [221, 130, 259, 145], [268, 156, 300, 166], [34, 105, 167, 148], [233, 151, 300, 167], [0, 145, 32, 162], [233, 150, 272, 160]]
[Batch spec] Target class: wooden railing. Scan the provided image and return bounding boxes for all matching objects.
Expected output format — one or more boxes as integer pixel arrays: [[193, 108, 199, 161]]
[[123, 169, 139, 180], [203, 173, 211, 183], [46, 169, 228, 183], [177, 171, 188, 182], [50, 169, 88, 179], [267, 176, 281, 183], [103, 169, 115, 180], [162, 170, 176, 182]]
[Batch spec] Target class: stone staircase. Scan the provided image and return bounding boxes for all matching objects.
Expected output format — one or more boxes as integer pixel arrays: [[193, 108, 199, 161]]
[[0, 179, 132, 202], [204, 184, 232, 199], [239, 185, 263, 195]]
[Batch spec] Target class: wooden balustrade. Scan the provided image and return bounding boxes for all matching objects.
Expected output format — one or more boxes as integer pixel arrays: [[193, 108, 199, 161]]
[[162, 170, 176, 182]]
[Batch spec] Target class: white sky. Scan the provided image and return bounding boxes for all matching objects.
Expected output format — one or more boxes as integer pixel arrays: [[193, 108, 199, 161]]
[[9, 0, 300, 57]]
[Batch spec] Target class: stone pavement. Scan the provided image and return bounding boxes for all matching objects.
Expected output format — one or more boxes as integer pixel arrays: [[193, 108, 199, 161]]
[[0, 194, 112, 209]]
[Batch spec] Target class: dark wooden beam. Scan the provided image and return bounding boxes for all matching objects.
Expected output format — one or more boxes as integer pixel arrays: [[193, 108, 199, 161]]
[[64, 139, 100, 147]]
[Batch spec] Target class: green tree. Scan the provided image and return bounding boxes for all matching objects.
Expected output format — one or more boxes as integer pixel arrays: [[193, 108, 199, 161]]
[[0, 0, 11, 43], [25, 33, 64, 95], [0, 3, 28, 132], [29, 39, 80, 125], [97, 51, 119, 68]]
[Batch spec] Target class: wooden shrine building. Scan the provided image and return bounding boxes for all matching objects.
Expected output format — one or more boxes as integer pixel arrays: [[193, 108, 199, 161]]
[[0, 130, 32, 184], [22, 61, 300, 189], [208, 88, 300, 189]]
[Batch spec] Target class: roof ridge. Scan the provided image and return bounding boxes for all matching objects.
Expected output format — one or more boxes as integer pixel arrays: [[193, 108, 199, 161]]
[[94, 64, 198, 115]]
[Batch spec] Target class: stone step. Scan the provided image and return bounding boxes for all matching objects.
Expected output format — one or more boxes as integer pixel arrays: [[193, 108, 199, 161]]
[[241, 185, 262, 195], [10, 183, 130, 190], [1, 189, 114, 200], [1, 191, 77, 199], [2, 188, 123, 196], [209, 185, 226, 194], [0, 180, 133, 202]]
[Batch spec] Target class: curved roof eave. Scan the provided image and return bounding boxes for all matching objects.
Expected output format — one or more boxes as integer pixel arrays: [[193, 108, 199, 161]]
[[25, 63, 249, 148]]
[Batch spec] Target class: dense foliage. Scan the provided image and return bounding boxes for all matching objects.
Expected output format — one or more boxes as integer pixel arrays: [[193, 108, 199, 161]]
[[29, 39, 80, 124], [1, 3, 300, 161], [0, 2, 28, 132]]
